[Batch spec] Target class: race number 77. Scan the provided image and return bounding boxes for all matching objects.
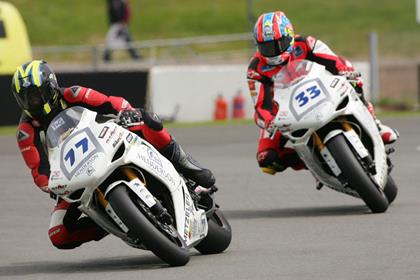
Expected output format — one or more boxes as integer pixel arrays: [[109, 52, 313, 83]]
[[64, 137, 88, 166]]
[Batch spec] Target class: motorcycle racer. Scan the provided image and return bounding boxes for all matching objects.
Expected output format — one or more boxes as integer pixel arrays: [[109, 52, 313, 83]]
[[12, 60, 215, 249], [247, 11, 399, 175]]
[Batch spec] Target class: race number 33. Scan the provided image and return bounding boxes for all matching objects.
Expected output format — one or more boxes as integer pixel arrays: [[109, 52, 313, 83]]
[[291, 80, 328, 118]]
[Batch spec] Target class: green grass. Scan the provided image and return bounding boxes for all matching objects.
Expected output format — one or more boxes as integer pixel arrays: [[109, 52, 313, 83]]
[[0, 126, 16, 135], [10, 0, 420, 58]]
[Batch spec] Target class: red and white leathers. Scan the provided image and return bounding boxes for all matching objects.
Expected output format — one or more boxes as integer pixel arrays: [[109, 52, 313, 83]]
[[247, 35, 362, 174], [16, 85, 172, 249]]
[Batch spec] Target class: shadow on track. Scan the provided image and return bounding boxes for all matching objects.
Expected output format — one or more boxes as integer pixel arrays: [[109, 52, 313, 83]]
[[224, 205, 369, 220], [0, 254, 186, 277]]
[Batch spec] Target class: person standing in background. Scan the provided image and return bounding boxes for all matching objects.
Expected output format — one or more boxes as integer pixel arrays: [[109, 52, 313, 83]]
[[103, 0, 141, 62]]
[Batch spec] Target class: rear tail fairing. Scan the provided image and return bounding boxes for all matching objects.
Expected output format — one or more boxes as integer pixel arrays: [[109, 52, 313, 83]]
[[272, 61, 387, 194], [48, 109, 207, 247]]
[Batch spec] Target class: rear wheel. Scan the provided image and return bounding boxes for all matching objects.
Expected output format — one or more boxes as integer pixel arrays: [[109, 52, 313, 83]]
[[195, 208, 232, 254], [327, 134, 389, 213], [108, 185, 190, 266], [384, 175, 398, 205]]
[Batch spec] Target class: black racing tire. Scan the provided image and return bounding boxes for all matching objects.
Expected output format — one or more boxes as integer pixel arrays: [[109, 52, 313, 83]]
[[195, 208, 232, 254], [108, 185, 190, 266], [327, 134, 389, 213], [384, 175, 398, 205]]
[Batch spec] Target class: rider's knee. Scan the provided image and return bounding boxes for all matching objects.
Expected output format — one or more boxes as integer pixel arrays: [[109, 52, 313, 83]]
[[48, 225, 81, 250], [257, 149, 285, 174]]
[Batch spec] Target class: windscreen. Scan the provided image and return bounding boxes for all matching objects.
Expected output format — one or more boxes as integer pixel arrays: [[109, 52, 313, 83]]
[[273, 60, 314, 89], [46, 106, 85, 148]]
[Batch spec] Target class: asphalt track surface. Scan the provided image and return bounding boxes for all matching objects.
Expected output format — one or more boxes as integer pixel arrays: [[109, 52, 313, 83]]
[[1, 116, 419, 280]]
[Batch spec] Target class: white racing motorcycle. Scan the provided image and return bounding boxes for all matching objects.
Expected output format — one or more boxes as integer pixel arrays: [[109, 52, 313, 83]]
[[270, 59, 397, 213], [46, 106, 231, 266]]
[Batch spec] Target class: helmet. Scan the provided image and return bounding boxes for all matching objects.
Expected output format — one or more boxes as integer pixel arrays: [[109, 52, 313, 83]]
[[253, 11, 295, 65], [11, 60, 61, 119]]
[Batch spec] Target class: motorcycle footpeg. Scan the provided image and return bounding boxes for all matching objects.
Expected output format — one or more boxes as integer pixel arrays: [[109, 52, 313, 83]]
[[316, 181, 324, 190], [386, 147, 395, 155], [387, 157, 394, 174]]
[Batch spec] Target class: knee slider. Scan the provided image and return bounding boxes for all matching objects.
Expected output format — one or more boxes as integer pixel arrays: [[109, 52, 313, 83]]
[[257, 149, 286, 173], [52, 242, 82, 250], [141, 109, 163, 131]]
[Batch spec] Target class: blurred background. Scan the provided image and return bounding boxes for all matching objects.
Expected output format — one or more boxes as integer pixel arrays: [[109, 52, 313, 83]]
[[1, 0, 419, 126]]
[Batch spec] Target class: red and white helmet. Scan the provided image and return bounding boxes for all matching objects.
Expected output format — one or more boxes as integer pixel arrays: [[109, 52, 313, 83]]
[[253, 11, 295, 65]]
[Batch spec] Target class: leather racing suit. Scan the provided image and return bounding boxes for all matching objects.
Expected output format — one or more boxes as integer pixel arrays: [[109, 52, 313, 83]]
[[16, 86, 212, 249], [247, 35, 357, 174]]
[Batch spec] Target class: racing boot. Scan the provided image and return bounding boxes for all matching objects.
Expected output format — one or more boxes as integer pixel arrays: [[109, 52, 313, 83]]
[[160, 138, 216, 188], [377, 120, 399, 145], [366, 102, 399, 145]]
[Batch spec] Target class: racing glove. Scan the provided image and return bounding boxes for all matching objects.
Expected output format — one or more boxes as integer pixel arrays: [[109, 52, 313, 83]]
[[339, 70, 364, 94], [117, 108, 143, 128], [265, 120, 276, 135]]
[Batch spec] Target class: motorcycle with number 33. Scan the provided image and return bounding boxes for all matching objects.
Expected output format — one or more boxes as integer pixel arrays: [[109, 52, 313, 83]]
[[270, 59, 398, 213]]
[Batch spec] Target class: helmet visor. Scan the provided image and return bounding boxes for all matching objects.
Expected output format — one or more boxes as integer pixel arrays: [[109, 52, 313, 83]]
[[257, 37, 292, 57], [18, 85, 57, 117]]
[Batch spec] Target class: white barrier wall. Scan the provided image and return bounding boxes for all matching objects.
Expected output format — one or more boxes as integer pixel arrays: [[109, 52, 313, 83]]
[[149, 62, 369, 123]]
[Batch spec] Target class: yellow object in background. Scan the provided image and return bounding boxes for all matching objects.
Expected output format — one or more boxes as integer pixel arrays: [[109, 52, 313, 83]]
[[0, 1, 32, 74]]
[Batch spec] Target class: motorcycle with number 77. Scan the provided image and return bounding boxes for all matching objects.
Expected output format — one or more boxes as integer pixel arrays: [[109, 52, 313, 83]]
[[270, 59, 397, 213], [46, 106, 231, 266]]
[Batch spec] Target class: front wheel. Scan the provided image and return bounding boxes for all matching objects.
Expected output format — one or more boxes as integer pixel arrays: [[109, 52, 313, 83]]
[[108, 185, 190, 266], [195, 208, 232, 254], [327, 134, 389, 213]]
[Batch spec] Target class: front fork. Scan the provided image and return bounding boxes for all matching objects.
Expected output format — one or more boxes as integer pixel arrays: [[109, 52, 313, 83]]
[[312, 120, 376, 177], [96, 167, 173, 226]]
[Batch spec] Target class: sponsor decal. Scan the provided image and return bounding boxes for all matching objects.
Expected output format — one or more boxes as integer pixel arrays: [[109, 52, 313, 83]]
[[121, 100, 129, 109], [50, 170, 62, 181], [257, 118, 266, 129], [183, 193, 193, 240], [137, 146, 175, 186], [200, 215, 207, 238], [330, 78, 339, 88], [49, 73, 56, 81], [51, 117, 65, 131], [98, 126, 109, 139], [85, 89, 92, 99], [86, 166, 95, 176], [126, 133, 133, 143], [279, 123, 292, 132], [294, 45, 303, 57], [20, 146, 30, 153], [306, 36, 316, 49], [70, 86, 81, 98], [112, 132, 124, 147], [106, 127, 117, 143], [248, 80, 256, 91], [17, 130, 30, 142], [105, 127, 118, 144], [50, 184, 68, 195], [74, 153, 99, 178], [279, 111, 288, 117], [263, 25, 273, 38], [247, 69, 261, 80], [261, 64, 276, 72], [146, 146, 162, 168]]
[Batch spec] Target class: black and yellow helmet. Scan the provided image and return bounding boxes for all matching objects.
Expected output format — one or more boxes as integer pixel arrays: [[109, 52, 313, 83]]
[[11, 60, 60, 118]]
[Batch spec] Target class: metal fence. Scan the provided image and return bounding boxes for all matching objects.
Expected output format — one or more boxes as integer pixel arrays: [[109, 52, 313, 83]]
[[32, 33, 255, 70]]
